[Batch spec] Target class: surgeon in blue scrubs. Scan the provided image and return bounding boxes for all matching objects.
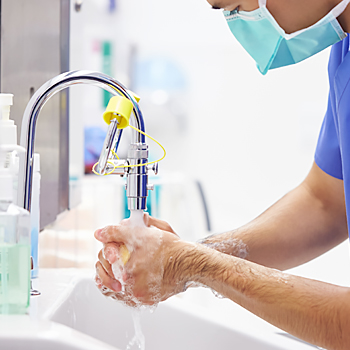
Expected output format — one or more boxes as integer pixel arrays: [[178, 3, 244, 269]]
[[95, 0, 350, 348]]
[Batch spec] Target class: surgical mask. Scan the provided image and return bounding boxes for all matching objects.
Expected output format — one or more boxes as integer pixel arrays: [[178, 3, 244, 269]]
[[224, 0, 350, 75]]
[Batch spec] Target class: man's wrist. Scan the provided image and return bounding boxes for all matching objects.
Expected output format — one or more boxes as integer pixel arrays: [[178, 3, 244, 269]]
[[164, 241, 203, 287], [165, 240, 223, 290]]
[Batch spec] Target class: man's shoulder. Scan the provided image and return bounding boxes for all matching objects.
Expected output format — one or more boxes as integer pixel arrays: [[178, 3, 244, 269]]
[[327, 37, 350, 80]]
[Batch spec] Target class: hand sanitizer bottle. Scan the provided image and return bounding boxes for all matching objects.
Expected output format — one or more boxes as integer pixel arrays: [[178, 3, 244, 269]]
[[0, 153, 31, 314], [0, 94, 31, 314]]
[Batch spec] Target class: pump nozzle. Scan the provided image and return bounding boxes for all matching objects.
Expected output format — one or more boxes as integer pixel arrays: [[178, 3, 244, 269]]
[[0, 93, 16, 146], [0, 94, 13, 120]]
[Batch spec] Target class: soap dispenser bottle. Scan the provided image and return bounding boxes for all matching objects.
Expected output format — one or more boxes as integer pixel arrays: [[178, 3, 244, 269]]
[[0, 94, 19, 203], [0, 152, 31, 314], [0, 93, 31, 314]]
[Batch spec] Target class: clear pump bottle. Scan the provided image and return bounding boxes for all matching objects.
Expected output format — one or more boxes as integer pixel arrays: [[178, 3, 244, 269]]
[[0, 164, 31, 314], [0, 93, 31, 314]]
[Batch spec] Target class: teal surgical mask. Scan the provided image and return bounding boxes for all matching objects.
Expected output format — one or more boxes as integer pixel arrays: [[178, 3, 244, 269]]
[[224, 0, 350, 75]]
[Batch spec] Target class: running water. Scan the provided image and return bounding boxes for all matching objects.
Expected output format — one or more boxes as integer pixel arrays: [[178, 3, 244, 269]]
[[103, 210, 167, 349], [125, 210, 147, 350], [126, 308, 145, 350], [108, 210, 157, 350], [129, 210, 145, 227]]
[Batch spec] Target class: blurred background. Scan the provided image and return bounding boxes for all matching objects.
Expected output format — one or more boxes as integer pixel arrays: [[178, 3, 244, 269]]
[[70, 0, 330, 230], [25, 0, 347, 284]]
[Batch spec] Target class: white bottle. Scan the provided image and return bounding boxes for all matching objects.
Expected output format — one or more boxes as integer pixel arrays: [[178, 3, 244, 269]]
[[0, 94, 16, 144], [0, 148, 31, 314], [0, 94, 32, 313], [0, 94, 18, 204]]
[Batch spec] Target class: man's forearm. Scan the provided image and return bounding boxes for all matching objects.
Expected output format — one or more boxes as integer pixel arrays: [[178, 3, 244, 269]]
[[200, 162, 348, 270], [170, 242, 350, 350]]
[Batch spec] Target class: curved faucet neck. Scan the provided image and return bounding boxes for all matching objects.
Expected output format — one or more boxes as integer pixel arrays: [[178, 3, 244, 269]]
[[18, 70, 146, 211]]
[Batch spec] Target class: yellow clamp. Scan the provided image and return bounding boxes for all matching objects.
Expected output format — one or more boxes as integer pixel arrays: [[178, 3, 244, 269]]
[[103, 95, 132, 128], [94, 92, 166, 176]]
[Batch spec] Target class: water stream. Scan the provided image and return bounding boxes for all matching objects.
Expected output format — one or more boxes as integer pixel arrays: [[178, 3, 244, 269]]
[[126, 308, 145, 350]]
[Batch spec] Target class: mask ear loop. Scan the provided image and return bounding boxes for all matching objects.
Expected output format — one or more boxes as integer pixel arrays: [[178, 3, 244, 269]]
[[332, 0, 350, 18]]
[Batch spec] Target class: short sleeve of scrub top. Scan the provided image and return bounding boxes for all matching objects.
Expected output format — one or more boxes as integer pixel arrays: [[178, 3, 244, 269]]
[[314, 37, 349, 181], [314, 95, 343, 180]]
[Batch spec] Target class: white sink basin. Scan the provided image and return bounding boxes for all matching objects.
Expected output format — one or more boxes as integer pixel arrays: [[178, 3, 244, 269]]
[[49, 275, 318, 350], [0, 269, 319, 350], [50, 279, 275, 350], [0, 315, 116, 350]]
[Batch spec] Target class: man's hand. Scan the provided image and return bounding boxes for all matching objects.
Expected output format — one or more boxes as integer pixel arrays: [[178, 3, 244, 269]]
[[94, 215, 186, 306]]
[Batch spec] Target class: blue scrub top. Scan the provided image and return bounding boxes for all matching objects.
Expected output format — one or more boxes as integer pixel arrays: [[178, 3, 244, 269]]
[[315, 36, 350, 230]]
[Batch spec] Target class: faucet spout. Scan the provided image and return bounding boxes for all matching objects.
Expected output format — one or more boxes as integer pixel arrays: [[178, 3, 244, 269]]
[[18, 70, 150, 214]]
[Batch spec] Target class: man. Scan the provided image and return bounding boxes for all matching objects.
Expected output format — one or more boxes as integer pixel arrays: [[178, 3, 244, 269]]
[[94, 0, 350, 348]]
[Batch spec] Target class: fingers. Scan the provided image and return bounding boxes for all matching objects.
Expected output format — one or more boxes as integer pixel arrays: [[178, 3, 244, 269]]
[[109, 293, 138, 308], [95, 274, 103, 289], [94, 272, 139, 307], [94, 225, 128, 244], [94, 216, 178, 245], [146, 215, 177, 235], [102, 242, 122, 265], [95, 260, 122, 292], [120, 218, 130, 226], [98, 248, 115, 279]]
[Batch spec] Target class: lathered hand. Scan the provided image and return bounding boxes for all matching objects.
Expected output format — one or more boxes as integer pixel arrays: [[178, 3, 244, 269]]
[[94, 215, 184, 307]]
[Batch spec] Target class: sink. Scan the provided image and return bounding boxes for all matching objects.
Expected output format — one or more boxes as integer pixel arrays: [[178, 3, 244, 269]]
[[0, 269, 319, 350], [49, 276, 318, 350], [0, 314, 117, 350]]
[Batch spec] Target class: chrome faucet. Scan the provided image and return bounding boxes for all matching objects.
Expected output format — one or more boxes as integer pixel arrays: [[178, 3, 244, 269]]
[[18, 70, 157, 214]]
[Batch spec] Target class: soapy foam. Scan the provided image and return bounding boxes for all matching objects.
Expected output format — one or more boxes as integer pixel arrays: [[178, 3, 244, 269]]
[[194, 234, 249, 299], [184, 281, 226, 299], [198, 235, 249, 259], [211, 289, 225, 299], [118, 210, 164, 307], [107, 243, 128, 293], [107, 210, 148, 301]]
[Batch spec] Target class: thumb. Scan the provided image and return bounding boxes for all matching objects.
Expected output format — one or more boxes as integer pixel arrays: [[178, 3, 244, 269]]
[[94, 225, 129, 244], [147, 215, 176, 234]]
